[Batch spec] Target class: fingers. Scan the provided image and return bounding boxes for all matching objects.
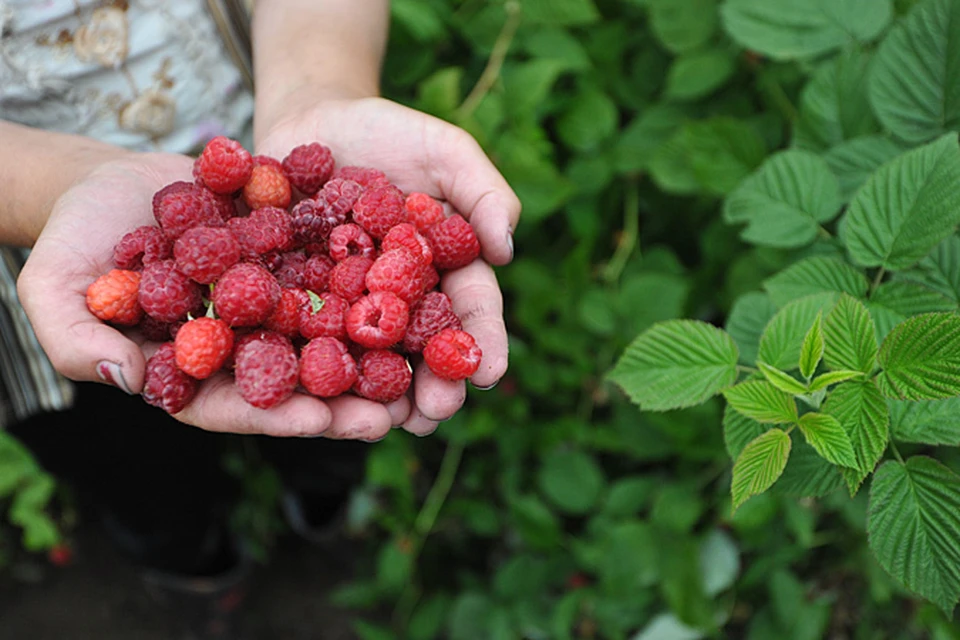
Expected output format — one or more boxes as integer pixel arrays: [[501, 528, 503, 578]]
[[323, 394, 395, 441], [401, 405, 440, 437], [412, 360, 466, 421]]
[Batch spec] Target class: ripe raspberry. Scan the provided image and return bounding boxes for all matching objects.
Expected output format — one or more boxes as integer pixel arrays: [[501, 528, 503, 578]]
[[282, 143, 335, 195], [227, 206, 294, 259], [174, 317, 234, 379], [114, 226, 172, 270], [173, 226, 241, 284], [303, 253, 335, 293], [423, 214, 480, 270], [243, 164, 292, 210], [405, 193, 445, 230], [402, 292, 462, 353], [196, 136, 253, 194], [420, 264, 440, 293], [299, 290, 349, 340], [332, 166, 389, 190], [235, 337, 300, 409], [138, 260, 203, 323], [366, 248, 423, 304], [143, 342, 199, 414], [345, 291, 409, 349], [352, 185, 406, 239], [299, 337, 357, 398], [272, 250, 307, 288], [329, 223, 375, 262], [265, 288, 307, 337], [138, 315, 173, 342], [353, 350, 412, 403], [320, 178, 363, 215], [153, 182, 226, 240], [229, 330, 291, 369], [423, 328, 482, 380], [212, 262, 281, 327], [86, 269, 143, 326], [382, 223, 433, 265], [290, 197, 339, 247], [253, 155, 284, 171], [202, 188, 238, 221], [329, 256, 373, 302]]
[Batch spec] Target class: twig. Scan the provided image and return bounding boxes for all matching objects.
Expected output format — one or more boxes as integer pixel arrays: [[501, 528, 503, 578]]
[[869, 267, 886, 297], [456, 1, 522, 121], [602, 178, 642, 284]]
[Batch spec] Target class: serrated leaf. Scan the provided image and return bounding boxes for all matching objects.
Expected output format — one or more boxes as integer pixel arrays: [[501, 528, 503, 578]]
[[725, 292, 777, 365], [758, 293, 839, 371], [684, 118, 767, 196], [731, 429, 791, 511], [868, 281, 956, 341], [824, 294, 878, 373], [758, 362, 809, 395], [609, 320, 739, 411], [724, 150, 842, 248], [808, 370, 864, 392], [721, 0, 893, 60], [842, 134, 960, 270], [799, 312, 825, 379], [798, 412, 858, 468], [664, 50, 736, 102], [825, 136, 904, 201], [889, 397, 960, 446], [870, 0, 960, 143], [722, 381, 798, 424], [823, 380, 890, 495], [648, 0, 718, 54], [868, 457, 960, 614], [763, 257, 869, 309], [910, 235, 960, 303], [876, 313, 960, 399]]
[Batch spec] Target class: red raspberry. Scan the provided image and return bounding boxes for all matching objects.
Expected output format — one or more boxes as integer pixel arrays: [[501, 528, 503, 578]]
[[212, 262, 281, 327], [202, 188, 238, 221], [138, 260, 203, 323], [114, 226, 172, 270], [320, 178, 363, 214], [345, 291, 409, 349], [303, 253, 335, 293], [329, 256, 373, 302], [143, 342, 199, 414], [153, 182, 226, 240], [282, 143, 335, 195], [174, 317, 234, 379], [353, 350, 412, 403], [329, 223, 375, 262], [272, 250, 307, 288], [265, 288, 307, 337], [86, 269, 143, 326], [423, 328, 482, 380], [196, 136, 253, 194], [352, 185, 406, 239], [253, 155, 284, 171], [173, 226, 241, 284], [405, 193, 445, 230], [423, 214, 480, 270], [332, 166, 389, 190], [366, 248, 423, 304], [299, 290, 349, 340], [138, 315, 173, 342], [235, 337, 300, 409], [227, 206, 294, 259], [420, 264, 440, 293], [229, 330, 291, 369], [402, 292, 462, 353], [290, 197, 339, 247], [47, 544, 73, 568], [243, 164, 292, 210], [382, 223, 433, 265], [299, 337, 357, 398]]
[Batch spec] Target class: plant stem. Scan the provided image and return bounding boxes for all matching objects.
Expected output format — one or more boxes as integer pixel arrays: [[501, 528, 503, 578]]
[[456, 1, 521, 121], [889, 440, 906, 465], [737, 365, 759, 375], [869, 267, 886, 297], [602, 178, 642, 285], [412, 440, 465, 551], [763, 75, 799, 122]]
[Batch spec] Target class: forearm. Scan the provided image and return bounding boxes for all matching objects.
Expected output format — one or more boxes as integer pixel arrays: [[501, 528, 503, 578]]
[[0, 121, 130, 247], [251, 0, 390, 139]]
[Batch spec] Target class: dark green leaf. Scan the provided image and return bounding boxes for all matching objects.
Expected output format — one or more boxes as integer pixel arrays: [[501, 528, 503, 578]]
[[763, 257, 868, 309], [759, 293, 839, 371], [823, 381, 889, 495], [664, 50, 736, 102], [538, 449, 606, 515], [824, 135, 904, 201], [877, 313, 960, 399], [889, 397, 960, 446], [726, 292, 778, 365]]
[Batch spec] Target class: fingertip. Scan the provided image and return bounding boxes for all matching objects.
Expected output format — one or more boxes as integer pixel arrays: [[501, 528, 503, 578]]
[[414, 361, 466, 421], [325, 395, 394, 441], [402, 406, 439, 437]]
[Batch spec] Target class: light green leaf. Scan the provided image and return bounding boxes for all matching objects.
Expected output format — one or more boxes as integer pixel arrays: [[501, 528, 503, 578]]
[[798, 412, 858, 468], [724, 150, 842, 248], [521, 0, 600, 25], [808, 369, 864, 392], [722, 381, 798, 424], [824, 294, 878, 373], [632, 613, 704, 640], [557, 88, 619, 152], [725, 292, 777, 365], [609, 320, 739, 411], [824, 136, 904, 201], [648, 0, 718, 54], [868, 457, 960, 614], [890, 397, 960, 446], [615, 106, 689, 175], [870, 0, 960, 143], [799, 312, 825, 379], [758, 362, 809, 395], [868, 280, 956, 341], [759, 293, 839, 371], [731, 429, 792, 511], [664, 50, 736, 102], [537, 450, 605, 515], [877, 312, 960, 399], [763, 257, 869, 309], [842, 134, 960, 270], [721, 0, 893, 60], [823, 380, 890, 495]]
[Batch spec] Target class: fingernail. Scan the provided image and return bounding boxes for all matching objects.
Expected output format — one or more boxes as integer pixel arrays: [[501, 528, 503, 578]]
[[474, 380, 499, 391], [363, 435, 387, 443], [506, 230, 514, 261], [96, 361, 133, 395]]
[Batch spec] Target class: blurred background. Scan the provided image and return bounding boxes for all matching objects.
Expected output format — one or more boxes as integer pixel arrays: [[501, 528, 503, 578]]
[[0, 0, 954, 638]]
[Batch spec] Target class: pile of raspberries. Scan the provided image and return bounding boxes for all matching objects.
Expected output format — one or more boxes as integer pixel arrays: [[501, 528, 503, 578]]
[[85, 137, 482, 414]]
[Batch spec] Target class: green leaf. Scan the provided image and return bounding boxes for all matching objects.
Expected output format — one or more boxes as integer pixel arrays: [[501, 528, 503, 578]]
[[721, 0, 893, 60], [775, 433, 846, 498], [724, 150, 842, 248], [870, 0, 960, 143], [808, 369, 864, 392], [842, 134, 960, 270], [799, 312, 825, 379], [731, 428, 792, 511], [868, 457, 960, 614], [700, 529, 740, 597], [876, 313, 960, 399], [615, 106, 689, 174], [823, 381, 890, 495], [648, 0, 718, 54], [557, 88, 619, 151], [523, 27, 592, 72], [824, 135, 904, 201], [723, 381, 798, 424], [890, 397, 960, 445], [723, 403, 766, 459], [538, 450, 605, 515], [758, 293, 839, 371], [824, 294, 879, 373], [521, 0, 600, 25], [391, 0, 445, 42], [763, 257, 869, 309], [758, 362, 809, 395], [609, 320, 739, 411], [798, 413, 858, 468], [725, 292, 777, 365], [602, 476, 656, 517], [664, 50, 736, 102], [448, 593, 496, 640], [911, 235, 960, 303], [502, 60, 566, 119], [868, 281, 956, 341], [417, 67, 463, 118]]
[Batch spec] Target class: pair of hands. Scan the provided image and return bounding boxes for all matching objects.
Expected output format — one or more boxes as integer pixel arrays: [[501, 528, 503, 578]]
[[16, 98, 521, 440]]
